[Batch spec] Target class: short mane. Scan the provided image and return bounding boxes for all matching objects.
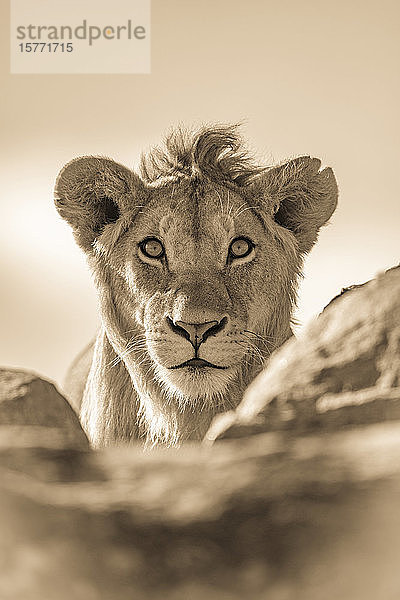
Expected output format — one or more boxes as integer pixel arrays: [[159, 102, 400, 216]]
[[140, 124, 264, 186]]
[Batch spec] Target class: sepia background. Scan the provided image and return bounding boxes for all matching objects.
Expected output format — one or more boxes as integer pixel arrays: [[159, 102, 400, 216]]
[[0, 0, 399, 386]]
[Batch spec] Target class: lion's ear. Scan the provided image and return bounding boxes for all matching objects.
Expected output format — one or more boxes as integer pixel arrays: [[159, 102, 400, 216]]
[[54, 156, 145, 251], [251, 156, 338, 254]]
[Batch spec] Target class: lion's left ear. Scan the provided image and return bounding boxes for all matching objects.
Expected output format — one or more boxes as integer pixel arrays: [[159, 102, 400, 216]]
[[250, 156, 338, 254]]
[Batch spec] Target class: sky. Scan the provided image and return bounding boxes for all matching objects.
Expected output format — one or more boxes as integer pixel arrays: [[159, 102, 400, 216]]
[[1, 0, 399, 386]]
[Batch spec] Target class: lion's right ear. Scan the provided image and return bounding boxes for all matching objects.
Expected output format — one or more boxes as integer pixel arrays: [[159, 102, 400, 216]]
[[249, 156, 338, 255], [54, 156, 145, 251]]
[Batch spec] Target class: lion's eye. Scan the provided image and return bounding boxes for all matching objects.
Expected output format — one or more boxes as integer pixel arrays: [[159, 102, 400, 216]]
[[139, 238, 165, 259], [229, 237, 253, 259]]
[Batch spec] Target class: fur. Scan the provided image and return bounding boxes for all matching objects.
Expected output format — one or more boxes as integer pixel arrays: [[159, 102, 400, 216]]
[[55, 124, 338, 447]]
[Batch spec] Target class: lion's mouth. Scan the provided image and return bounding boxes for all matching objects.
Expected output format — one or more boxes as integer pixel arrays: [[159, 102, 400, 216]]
[[169, 358, 228, 370]]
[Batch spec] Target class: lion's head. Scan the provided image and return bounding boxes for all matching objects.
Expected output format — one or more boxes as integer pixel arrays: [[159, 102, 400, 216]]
[[55, 125, 338, 446]]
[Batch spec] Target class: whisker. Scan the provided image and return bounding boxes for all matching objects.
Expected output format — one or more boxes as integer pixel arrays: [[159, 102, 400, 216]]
[[232, 202, 248, 219], [226, 190, 234, 218], [234, 206, 258, 218], [242, 330, 276, 347], [215, 189, 225, 217], [234, 338, 267, 366]]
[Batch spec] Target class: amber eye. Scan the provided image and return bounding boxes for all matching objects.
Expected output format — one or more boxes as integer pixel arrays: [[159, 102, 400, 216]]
[[229, 237, 254, 259], [139, 238, 165, 259]]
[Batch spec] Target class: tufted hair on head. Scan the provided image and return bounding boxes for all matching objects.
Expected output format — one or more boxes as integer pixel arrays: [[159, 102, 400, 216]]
[[140, 124, 265, 186]]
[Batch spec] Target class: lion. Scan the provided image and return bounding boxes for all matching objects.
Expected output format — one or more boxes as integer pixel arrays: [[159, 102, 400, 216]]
[[55, 125, 338, 447]]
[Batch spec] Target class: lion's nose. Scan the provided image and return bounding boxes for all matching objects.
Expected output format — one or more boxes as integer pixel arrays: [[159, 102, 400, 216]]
[[167, 317, 228, 348]]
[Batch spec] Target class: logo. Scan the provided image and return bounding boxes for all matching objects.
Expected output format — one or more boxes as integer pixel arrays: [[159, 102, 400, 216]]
[[10, 0, 151, 74]]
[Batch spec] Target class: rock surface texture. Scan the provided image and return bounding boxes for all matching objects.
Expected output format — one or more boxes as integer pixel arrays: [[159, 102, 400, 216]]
[[1, 266, 400, 599], [0, 369, 89, 450]]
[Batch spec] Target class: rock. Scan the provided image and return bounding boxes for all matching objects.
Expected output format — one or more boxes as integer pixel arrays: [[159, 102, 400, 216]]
[[0, 369, 89, 450], [1, 422, 400, 599], [205, 265, 400, 442], [1, 267, 400, 599]]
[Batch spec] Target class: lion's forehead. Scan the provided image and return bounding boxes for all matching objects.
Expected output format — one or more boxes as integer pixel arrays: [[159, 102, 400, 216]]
[[159, 210, 231, 263], [139, 186, 262, 265]]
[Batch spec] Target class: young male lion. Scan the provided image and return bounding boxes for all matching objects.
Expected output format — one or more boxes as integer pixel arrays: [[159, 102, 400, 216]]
[[55, 125, 338, 447]]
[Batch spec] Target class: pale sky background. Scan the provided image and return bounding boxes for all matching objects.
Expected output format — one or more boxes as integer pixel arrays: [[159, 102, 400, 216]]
[[1, 0, 399, 387]]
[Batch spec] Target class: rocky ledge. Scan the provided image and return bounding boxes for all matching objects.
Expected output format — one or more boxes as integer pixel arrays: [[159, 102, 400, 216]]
[[0, 266, 399, 600]]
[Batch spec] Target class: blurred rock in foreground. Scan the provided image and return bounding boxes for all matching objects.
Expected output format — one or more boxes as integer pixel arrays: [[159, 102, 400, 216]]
[[206, 265, 400, 442], [1, 422, 400, 600], [0, 369, 89, 450]]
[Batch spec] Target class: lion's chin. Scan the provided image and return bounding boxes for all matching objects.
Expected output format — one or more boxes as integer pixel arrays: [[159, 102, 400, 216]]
[[153, 363, 236, 405]]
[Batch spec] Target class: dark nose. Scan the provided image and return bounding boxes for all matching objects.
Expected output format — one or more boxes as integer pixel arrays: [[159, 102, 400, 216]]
[[167, 317, 228, 348]]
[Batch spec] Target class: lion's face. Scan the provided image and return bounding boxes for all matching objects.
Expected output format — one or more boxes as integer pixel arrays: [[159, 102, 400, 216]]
[[55, 126, 337, 447], [104, 179, 298, 402]]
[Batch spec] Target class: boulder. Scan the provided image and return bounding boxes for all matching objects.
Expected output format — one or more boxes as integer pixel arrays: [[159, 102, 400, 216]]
[[206, 266, 400, 442], [0, 369, 89, 450]]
